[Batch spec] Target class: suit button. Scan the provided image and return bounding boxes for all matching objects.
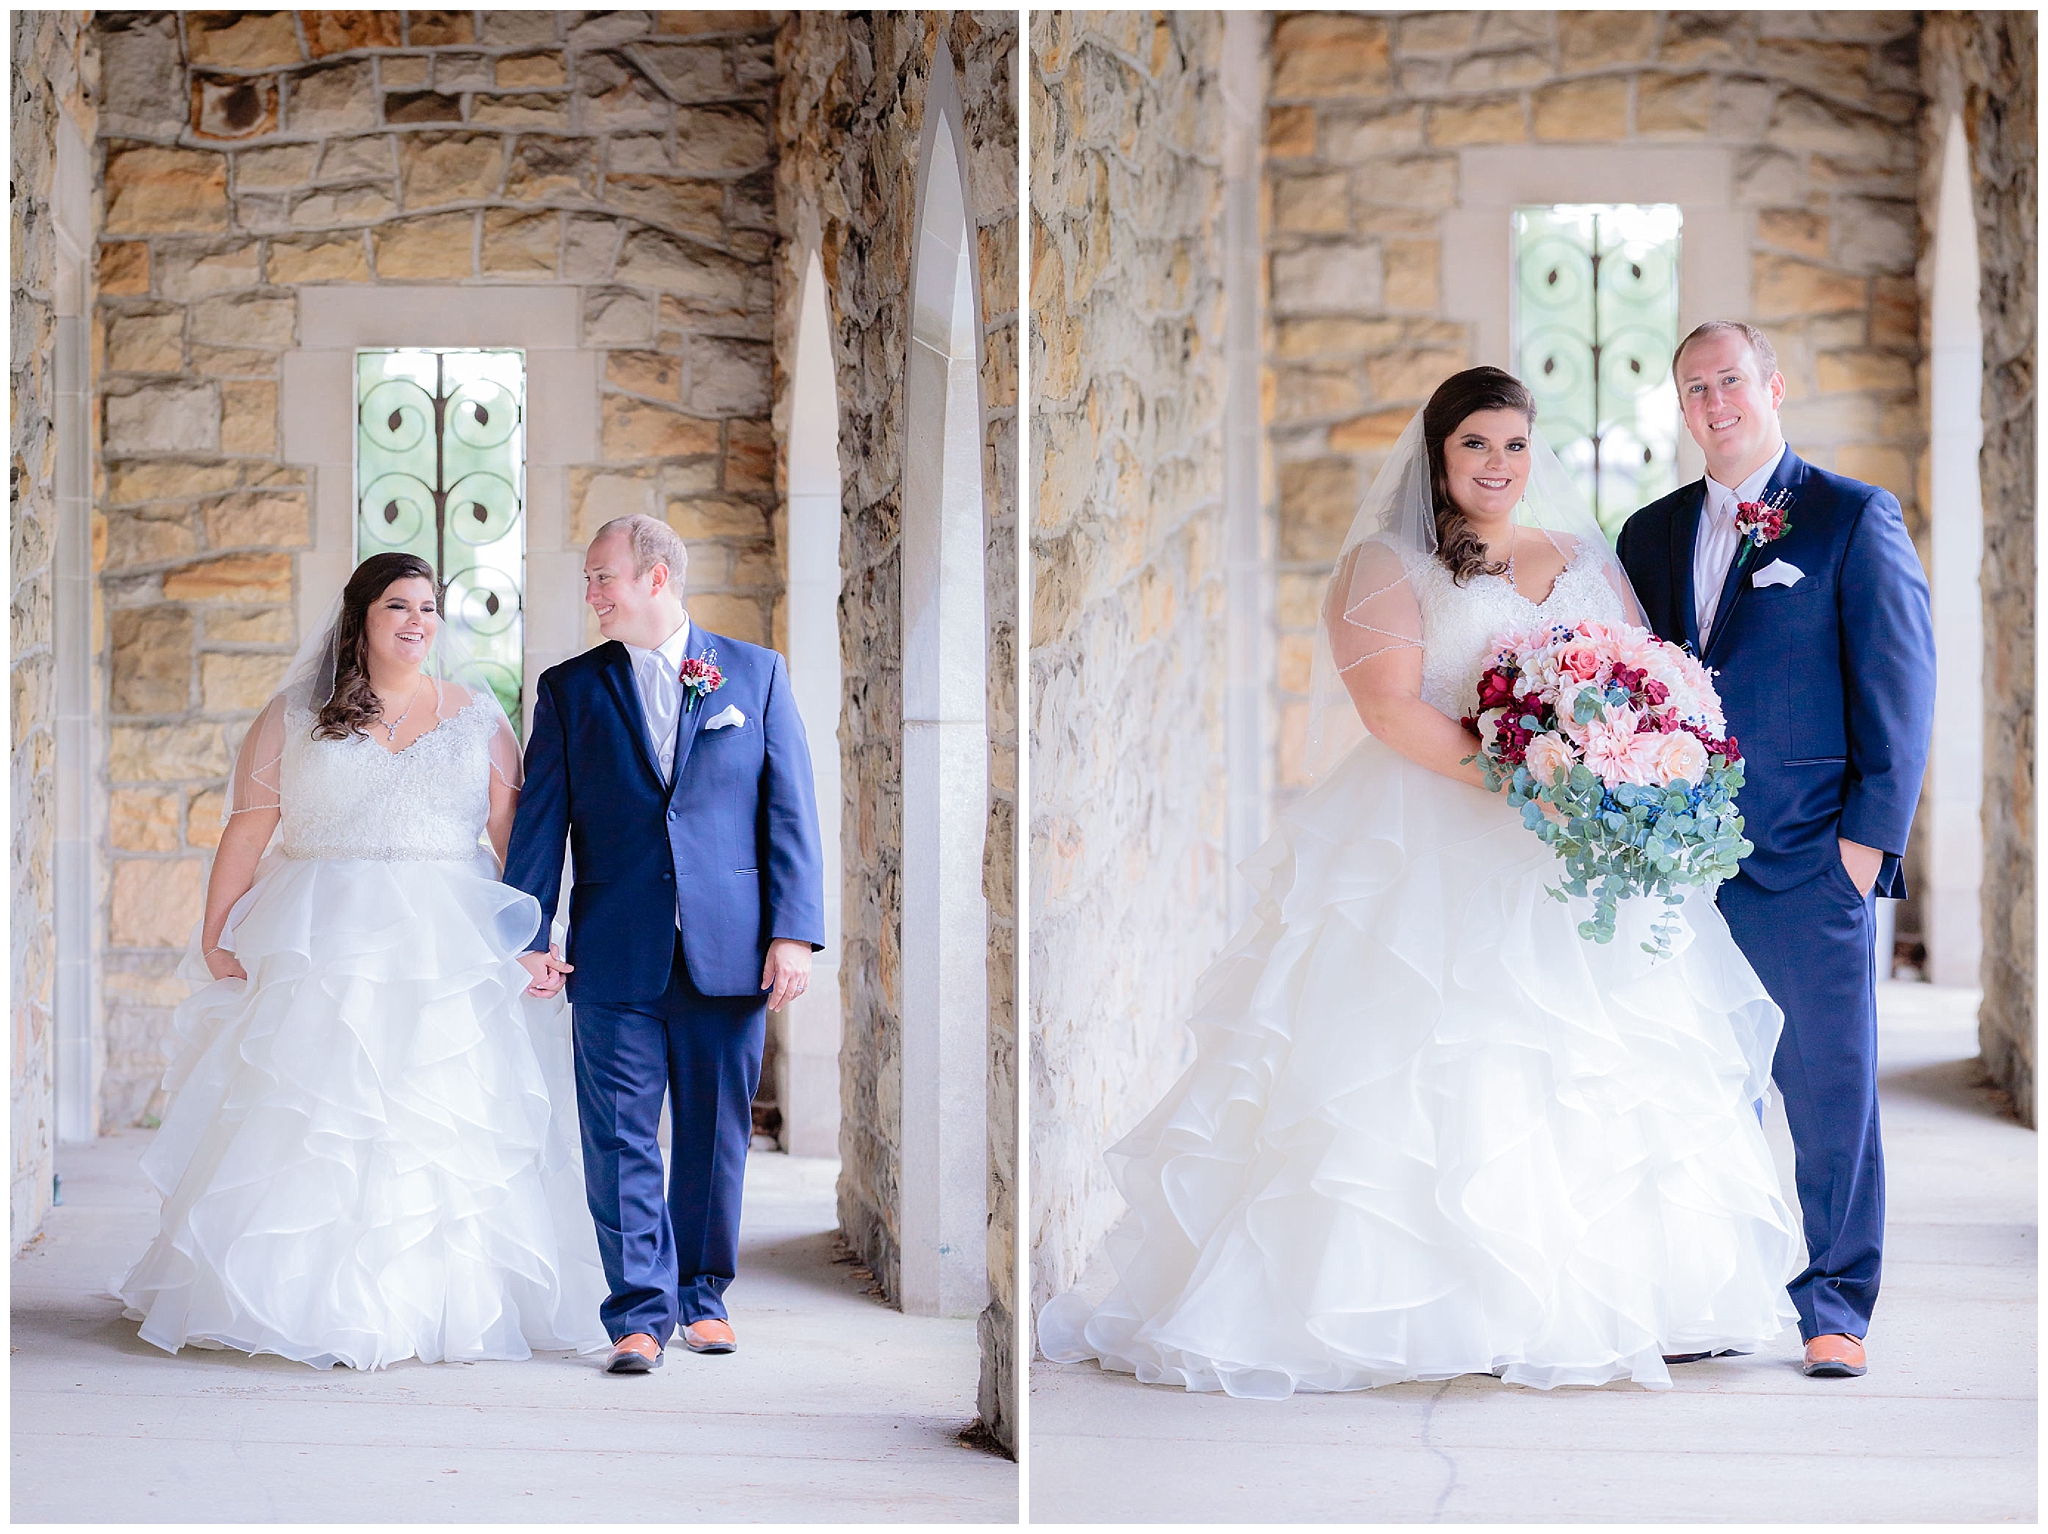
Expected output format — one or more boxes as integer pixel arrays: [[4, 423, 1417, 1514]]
[[661, 871, 673, 882], [667, 809, 678, 821]]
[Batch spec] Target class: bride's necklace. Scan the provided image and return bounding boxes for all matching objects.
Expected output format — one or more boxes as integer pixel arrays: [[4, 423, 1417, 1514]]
[[374, 676, 427, 743]]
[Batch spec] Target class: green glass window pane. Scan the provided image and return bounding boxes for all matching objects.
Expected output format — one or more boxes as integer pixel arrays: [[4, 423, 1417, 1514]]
[[1512, 204, 1682, 536], [355, 349, 527, 733]]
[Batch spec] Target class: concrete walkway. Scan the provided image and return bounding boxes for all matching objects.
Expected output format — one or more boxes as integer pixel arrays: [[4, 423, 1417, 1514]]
[[1030, 983, 2037, 1523], [12, 1140, 1015, 1523]]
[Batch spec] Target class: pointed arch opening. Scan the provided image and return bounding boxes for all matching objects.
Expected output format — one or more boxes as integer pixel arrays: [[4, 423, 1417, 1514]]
[[900, 46, 991, 1320], [779, 247, 848, 1156], [1926, 112, 1985, 985]]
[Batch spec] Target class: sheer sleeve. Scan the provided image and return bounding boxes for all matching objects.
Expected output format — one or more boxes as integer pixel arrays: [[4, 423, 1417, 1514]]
[[1327, 538, 1425, 674], [225, 695, 288, 822], [487, 711, 524, 793]]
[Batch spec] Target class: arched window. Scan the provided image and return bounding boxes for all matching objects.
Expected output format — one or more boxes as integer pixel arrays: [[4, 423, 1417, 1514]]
[[899, 43, 990, 1320]]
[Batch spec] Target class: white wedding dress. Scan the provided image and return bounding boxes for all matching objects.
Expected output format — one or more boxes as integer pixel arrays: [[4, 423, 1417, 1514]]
[[113, 691, 609, 1369], [1038, 541, 1804, 1396]]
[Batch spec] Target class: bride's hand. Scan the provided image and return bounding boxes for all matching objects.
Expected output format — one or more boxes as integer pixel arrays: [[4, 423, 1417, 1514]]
[[204, 946, 248, 982]]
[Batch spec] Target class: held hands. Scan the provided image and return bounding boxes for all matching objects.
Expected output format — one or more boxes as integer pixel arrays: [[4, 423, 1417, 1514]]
[[519, 945, 573, 998], [761, 938, 813, 1012], [1838, 837, 1883, 898]]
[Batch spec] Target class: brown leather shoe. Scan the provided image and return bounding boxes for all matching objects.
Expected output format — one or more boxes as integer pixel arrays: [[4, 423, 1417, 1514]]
[[1802, 1333, 1867, 1377], [680, 1317, 737, 1354], [605, 1332, 663, 1373]]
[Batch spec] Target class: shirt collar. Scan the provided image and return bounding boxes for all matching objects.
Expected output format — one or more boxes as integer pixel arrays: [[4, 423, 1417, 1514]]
[[1705, 444, 1787, 520], [626, 614, 692, 672]]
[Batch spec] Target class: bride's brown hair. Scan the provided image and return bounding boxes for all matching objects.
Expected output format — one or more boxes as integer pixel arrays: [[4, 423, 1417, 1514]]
[[1422, 366, 1536, 585], [312, 552, 441, 741]]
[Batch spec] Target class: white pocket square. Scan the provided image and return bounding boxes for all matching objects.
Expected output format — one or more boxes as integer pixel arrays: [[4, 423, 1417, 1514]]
[[1752, 559, 1805, 589], [703, 704, 746, 731]]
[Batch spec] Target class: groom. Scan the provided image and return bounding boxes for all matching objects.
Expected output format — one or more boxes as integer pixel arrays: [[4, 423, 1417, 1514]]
[[505, 513, 824, 1374], [1618, 321, 1935, 1381]]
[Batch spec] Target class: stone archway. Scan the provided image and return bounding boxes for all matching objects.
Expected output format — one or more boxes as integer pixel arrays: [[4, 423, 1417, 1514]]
[[899, 39, 990, 1321], [778, 245, 846, 1158], [1925, 112, 1985, 987]]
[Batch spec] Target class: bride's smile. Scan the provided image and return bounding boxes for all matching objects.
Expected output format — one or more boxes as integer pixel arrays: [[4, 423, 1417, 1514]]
[[1441, 406, 1532, 526]]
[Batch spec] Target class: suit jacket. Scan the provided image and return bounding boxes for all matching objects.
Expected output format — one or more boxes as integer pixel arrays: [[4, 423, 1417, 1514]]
[[1617, 448, 1935, 897], [502, 624, 826, 1002]]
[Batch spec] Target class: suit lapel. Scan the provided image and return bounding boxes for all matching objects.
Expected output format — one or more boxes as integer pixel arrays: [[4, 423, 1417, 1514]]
[[1703, 449, 1805, 666], [599, 642, 667, 788], [1670, 481, 1706, 653], [665, 620, 715, 802]]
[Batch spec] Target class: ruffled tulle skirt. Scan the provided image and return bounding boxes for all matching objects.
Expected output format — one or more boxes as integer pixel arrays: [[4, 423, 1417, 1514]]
[[113, 852, 610, 1369], [1038, 738, 1803, 1397]]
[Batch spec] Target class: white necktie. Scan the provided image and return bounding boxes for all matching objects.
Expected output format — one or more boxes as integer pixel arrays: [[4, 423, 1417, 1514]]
[[1696, 499, 1740, 643]]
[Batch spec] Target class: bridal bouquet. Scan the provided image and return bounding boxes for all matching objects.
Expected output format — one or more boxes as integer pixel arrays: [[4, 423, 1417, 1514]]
[[1462, 619, 1752, 956]]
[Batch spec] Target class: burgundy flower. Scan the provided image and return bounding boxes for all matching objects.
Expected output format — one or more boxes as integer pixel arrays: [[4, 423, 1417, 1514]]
[[1475, 667, 1518, 711]]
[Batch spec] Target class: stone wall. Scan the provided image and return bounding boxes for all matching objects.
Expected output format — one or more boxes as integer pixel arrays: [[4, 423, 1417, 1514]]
[[774, 10, 1020, 1453], [1029, 11, 1231, 1314], [1921, 13, 2036, 1126], [91, 9, 779, 1124], [10, 11, 98, 1245], [1263, 10, 1928, 807]]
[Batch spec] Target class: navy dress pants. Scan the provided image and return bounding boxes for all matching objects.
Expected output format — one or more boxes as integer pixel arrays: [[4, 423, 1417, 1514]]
[[1717, 857, 1884, 1342], [572, 934, 766, 1342]]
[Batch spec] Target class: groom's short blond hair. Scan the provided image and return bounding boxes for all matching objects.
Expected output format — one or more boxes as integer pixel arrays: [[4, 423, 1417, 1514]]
[[593, 514, 689, 588], [1672, 320, 1779, 383]]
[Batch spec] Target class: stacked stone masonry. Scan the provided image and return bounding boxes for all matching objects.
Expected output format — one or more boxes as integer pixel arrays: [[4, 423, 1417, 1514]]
[[1920, 13, 2036, 1126], [1029, 11, 1233, 1317], [91, 9, 781, 1127], [774, 11, 1019, 1454], [1263, 9, 1931, 839], [10, 11, 99, 1244]]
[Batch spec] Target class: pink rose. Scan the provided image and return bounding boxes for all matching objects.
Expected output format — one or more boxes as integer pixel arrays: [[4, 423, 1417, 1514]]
[[1652, 730, 1708, 786], [1555, 639, 1606, 683], [1523, 731, 1576, 785]]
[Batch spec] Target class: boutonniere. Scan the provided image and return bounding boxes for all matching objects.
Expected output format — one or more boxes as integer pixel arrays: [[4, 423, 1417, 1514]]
[[677, 650, 725, 712], [1734, 488, 1793, 548]]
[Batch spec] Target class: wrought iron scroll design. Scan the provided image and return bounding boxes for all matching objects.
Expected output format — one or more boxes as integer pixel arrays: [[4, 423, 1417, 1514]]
[[355, 349, 527, 732], [1513, 205, 1682, 535]]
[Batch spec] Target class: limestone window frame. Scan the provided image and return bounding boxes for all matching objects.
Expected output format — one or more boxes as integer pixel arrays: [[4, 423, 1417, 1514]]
[[278, 286, 599, 729], [1442, 145, 1749, 486]]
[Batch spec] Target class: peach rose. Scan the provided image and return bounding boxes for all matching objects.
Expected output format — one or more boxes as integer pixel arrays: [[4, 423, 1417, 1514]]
[[1652, 730, 1708, 786], [1523, 731, 1576, 785]]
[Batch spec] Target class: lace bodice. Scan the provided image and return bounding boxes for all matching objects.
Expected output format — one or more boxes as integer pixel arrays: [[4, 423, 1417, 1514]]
[[277, 693, 498, 861], [1403, 540, 1627, 717]]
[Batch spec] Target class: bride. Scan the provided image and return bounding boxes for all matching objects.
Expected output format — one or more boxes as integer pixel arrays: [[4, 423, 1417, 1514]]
[[114, 552, 608, 1369], [1039, 367, 1803, 1397]]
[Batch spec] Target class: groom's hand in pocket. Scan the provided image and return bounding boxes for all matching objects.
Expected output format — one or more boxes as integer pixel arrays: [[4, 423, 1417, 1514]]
[[1838, 837, 1883, 897], [761, 938, 813, 1012], [519, 945, 572, 998]]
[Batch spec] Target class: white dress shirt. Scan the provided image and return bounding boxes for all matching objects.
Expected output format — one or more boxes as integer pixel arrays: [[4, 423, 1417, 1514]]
[[1694, 444, 1787, 644], [624, 615, 691, 784]]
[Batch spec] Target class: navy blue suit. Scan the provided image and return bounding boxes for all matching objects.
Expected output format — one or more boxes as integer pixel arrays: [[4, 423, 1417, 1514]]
[[1619, 449, 1935, 1342], [503, 623, 824, 1340]]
